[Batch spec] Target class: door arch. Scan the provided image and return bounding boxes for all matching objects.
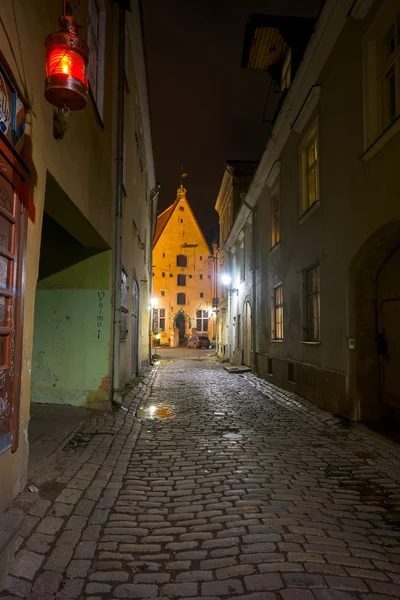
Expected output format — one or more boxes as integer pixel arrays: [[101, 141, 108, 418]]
[[377, 246, 400, 420], [131, 279, 139, 377], [175, 312, 185, 345], [243, 300, 252, 367], [348, 220, 400, 421]]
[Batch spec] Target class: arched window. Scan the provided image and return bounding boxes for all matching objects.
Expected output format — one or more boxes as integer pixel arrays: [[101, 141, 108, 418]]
[[177, 293, 186, 305], [176, 254, 187, 267]]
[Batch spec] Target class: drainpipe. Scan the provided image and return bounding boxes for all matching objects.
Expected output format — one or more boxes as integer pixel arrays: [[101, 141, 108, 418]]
[[148, 184, 160, 364], [112, 5, 126, 406], [242, 199, 258, 373]]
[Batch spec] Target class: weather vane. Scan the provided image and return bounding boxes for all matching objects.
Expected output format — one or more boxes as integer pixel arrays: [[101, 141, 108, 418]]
[[180, 167, 188, 186]]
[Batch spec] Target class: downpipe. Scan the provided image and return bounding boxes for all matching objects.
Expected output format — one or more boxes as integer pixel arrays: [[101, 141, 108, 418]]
[[112, 6, 126, 406]]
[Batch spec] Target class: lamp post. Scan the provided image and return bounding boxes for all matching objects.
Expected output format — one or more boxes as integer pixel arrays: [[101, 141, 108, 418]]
[[221, 274, 238, 362]]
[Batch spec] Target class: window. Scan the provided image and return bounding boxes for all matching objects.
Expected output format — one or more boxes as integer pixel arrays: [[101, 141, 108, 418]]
[[271, 182, 280, 247], [152, 308, 166, 333], [161, 291, 165, 297], [196, 310, 209, 332], [177, 293, 186, 305], [379, 12, 400, 129], [120, 269, 128, 341], [159, 308, 165, 332], [304, 266, 320, 342], [200, 274, 203, 280], [87, 0, 106, 116], [177, 274, 186, 286], [272, 284, 284, 340], [300, 122, 319, 214], [239, 241, 245, 281], [281, 47, 292, 91], [162, 272, 165, 278], [200, 292, 204, 298], [200, 256, 203, 261], [176, 255, 187, 267], [162, 252, 165, 258]]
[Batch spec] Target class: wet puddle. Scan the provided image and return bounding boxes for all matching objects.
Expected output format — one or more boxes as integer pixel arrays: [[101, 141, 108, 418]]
[[138, 403, 175, 419]]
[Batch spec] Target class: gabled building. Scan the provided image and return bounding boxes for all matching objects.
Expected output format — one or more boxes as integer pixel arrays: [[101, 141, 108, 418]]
[[152, 185, 214, 346]]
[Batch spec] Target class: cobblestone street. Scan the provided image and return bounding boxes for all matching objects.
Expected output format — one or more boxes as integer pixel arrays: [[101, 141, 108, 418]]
[[3, 354, 400, 600]]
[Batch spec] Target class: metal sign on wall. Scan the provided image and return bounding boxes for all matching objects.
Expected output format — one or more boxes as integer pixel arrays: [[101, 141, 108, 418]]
[[0, 64, 25, 151]]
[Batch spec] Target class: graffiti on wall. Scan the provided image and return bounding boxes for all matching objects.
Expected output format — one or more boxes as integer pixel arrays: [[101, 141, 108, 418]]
[[97, 291, 105, 340]]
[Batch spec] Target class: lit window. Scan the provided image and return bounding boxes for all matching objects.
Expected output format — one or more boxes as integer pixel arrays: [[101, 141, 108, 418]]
[[176, 255, 187, 267], [196, 309, 209, 332], [177, 274, 186, 286], [304, 266, 320, 342], [87, 0, 106, 116], [272, 284, 283, 340], [300, 123, 319, 214], [271, 181, 280, 247], [159, 308, 165, 332], [177, 293, 186, 305]]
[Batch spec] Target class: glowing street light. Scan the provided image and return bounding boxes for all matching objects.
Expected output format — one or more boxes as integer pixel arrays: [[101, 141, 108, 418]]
[[221, 274, 232, 286]]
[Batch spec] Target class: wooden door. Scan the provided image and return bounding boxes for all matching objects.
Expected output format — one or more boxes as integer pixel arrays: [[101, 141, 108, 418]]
[[0, 138, 28, 454]]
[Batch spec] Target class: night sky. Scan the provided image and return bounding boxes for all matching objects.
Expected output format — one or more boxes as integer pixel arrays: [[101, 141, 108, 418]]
[[142, 0, 323, 244]]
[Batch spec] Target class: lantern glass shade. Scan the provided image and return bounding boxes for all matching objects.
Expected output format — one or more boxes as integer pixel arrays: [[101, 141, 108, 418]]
[[46, 46, 86, 83], [45, 16, 89, 111]]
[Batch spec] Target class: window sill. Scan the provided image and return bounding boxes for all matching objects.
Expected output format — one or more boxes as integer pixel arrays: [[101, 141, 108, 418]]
[[301, 341, 321, 346], [269, 241, 281, 253], [361, 116, 400, 162], [298, 200, 320, 224]]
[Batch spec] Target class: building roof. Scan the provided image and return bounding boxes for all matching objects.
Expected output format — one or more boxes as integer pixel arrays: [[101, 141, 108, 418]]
[[153, 199, 179, 247], [153, 185, 209, 250]]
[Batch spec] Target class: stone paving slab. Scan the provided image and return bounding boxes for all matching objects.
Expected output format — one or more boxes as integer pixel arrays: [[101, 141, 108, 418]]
[[2, 358, 400, 599]]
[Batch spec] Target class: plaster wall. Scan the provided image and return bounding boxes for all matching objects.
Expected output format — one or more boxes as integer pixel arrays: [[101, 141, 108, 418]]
[[254, 6, 400, 418]]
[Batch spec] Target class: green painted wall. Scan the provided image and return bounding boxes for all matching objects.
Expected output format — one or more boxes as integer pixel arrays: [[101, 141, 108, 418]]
[[31, 252, 112, 410]]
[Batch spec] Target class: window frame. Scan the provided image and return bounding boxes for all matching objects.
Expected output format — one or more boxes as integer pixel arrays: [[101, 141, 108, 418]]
[[87, 0, 106, 119], [177, 292, 186, 305], [196, 309, 209, 332], [299, 120, 319, 216], [272, 284, 284, 341], [176, 254, 188, 268], [303, 265, 321, 342], [271, 180, 281, 248], [363, 0, 400, 150]]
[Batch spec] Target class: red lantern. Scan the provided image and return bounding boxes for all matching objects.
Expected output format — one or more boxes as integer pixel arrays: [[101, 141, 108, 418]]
[[45, 15, 89, 111]]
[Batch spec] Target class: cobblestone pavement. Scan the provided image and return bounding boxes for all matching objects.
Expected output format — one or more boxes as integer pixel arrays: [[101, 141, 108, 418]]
[[28, 404, 94, 479], [3, 356, 400, 600]]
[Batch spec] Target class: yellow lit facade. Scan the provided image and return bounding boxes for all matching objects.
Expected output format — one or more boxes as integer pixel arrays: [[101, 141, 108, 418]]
[[152, 186, 215, 346]]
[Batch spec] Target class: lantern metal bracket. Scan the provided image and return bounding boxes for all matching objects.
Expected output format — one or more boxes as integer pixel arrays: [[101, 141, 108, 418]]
[[53, 106, 71, 140]]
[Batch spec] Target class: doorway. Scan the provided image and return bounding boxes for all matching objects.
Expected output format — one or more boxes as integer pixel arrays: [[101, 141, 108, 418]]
[[243, 300, 252, 367], [176, 313, 185, 345], [377, 246, 400, 420], [131, 279, 139, 377]]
